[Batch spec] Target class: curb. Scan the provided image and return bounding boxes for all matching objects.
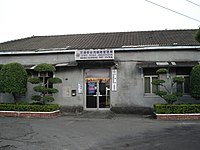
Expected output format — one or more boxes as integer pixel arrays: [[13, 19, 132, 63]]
[[0, 110, 61, 118], [155, 113, 200, 120]]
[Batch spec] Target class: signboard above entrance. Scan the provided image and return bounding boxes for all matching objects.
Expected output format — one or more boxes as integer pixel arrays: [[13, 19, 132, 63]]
[[75, 49, 114, 60]]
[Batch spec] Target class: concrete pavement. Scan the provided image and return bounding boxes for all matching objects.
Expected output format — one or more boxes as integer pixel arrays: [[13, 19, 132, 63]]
[[0, 112, 200, 150]]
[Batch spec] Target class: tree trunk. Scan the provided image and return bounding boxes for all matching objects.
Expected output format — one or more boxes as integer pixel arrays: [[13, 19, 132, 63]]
[[12, 93, 17, 103]]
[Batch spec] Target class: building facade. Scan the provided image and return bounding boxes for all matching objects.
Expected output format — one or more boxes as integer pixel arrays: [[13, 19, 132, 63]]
[[0, 29, 200, 110]]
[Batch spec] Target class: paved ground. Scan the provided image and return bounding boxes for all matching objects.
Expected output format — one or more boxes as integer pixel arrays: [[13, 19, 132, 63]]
[[0, 111, 200, 150]]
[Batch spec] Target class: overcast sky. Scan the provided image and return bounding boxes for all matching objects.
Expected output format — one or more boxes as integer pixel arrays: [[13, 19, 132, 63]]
[[0, 0, 200, 43]]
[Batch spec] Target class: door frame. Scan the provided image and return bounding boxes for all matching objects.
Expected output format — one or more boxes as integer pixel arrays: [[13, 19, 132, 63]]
[[84, 78, 111, 111]]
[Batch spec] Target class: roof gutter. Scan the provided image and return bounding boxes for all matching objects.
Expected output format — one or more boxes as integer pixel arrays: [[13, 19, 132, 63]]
[[0, 45, 199, 55], [0, 48, 76, 55], [114, 45, 200, 51]]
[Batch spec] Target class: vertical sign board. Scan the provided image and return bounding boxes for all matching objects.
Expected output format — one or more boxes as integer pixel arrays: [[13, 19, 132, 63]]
[[112, 69, 117, 91], [78, 84, 83, 94]]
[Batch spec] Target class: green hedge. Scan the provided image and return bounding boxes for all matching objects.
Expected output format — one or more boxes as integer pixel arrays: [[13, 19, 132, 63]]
[[154, 104, 200, 114], [0, 103, 59, 112]]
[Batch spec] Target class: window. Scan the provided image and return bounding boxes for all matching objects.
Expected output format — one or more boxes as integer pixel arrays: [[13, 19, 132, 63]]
[[38, 72, 54, 94], [144, 76, 158, 94], [176, 75, 190, 94]]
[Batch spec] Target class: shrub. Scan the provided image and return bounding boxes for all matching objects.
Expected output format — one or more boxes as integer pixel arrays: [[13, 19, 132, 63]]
[[0, 64, 3, 70], [43, 96, 54, 102], [46, 88, 59, 93], [33, 86, 47, 93], [0, 62, 28, 102], [156, 68, 168, 74], [29, 63, 62, 104], [152, 68, 185, 104], [154, 104, 200, 114], [173, 77, 185, 83], [0, 103, 59, 112], [31, 95, 42, 101], [190, 64, 200, 99], [195, 27, 200, 43], [34, 63, 56, 72], [162, 94, 178, 104], [28, 77, 40, 84], [155, 91, 167, 97], [49, 77, 62, 84], [151, 79, 165, 85]]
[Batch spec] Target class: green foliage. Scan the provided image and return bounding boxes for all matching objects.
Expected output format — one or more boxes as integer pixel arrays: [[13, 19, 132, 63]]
[[155, 91, 167, 97], [0, 64, 3, 70], [0, 103, 59, 112], [190, 64, 200, 99], [162, 94, 178, 104], [31, 95, 42, 101], [28, 77, 40, 84], [34, 63, 56, 72], [43, 96, 54, 102], [195, 27, 200, 43], [173, 77, 185, 83], [49, 77, 62, 84], [46, 88, 59, 93], [152, 79, 165, 85], [33, 86, 47, 93], [151, 68, 185, 104], [29, 63, 62, 104], [174, 92, 183, 97], [0, 62, 27, 95], [154, 104, 200, 114], [156, 68, 168, 74]]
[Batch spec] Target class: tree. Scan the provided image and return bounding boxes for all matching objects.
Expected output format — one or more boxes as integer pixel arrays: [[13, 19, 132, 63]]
[[28, 63, 62, 104], [0, 62, 28, 103], [152, 68, 185, 104], [190, 64, 200, 99], [0, 64, 3, 70], [195, 27, 200, 43]]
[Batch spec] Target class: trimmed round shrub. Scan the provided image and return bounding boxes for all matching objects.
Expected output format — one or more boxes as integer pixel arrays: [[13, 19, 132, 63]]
[[46, 88, 59, 93], [152, 79, 165, 85], [190, 64, 200, 99], [31, 95, 42, 101], [156, 68, 168, 74], [49, 77, 62, 84], [33, 86, 47, 93], [155, 91, 167, 97], [163, 94, 178, 104], [34, 63, 56, 72], [28, 77, 41, 84], [173, 77, 185, 83], [43, 96, 54, 102]]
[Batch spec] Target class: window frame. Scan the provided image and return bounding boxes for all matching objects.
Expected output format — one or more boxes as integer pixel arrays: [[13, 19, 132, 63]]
[[38, 72, 54, 95], [144, 75, 158, 95], [176, 75, 190, 95]]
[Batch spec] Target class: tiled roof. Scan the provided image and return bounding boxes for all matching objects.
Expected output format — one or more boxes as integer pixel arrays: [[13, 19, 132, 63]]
[[0, 29, 199, 51]]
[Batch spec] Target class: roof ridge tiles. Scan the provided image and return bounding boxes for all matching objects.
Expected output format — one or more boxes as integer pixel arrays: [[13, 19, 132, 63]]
[[26, 29, 197, 38]]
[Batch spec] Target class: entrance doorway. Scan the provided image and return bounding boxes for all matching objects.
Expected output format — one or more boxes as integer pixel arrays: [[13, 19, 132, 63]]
[[85, 78, 110, 110]]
